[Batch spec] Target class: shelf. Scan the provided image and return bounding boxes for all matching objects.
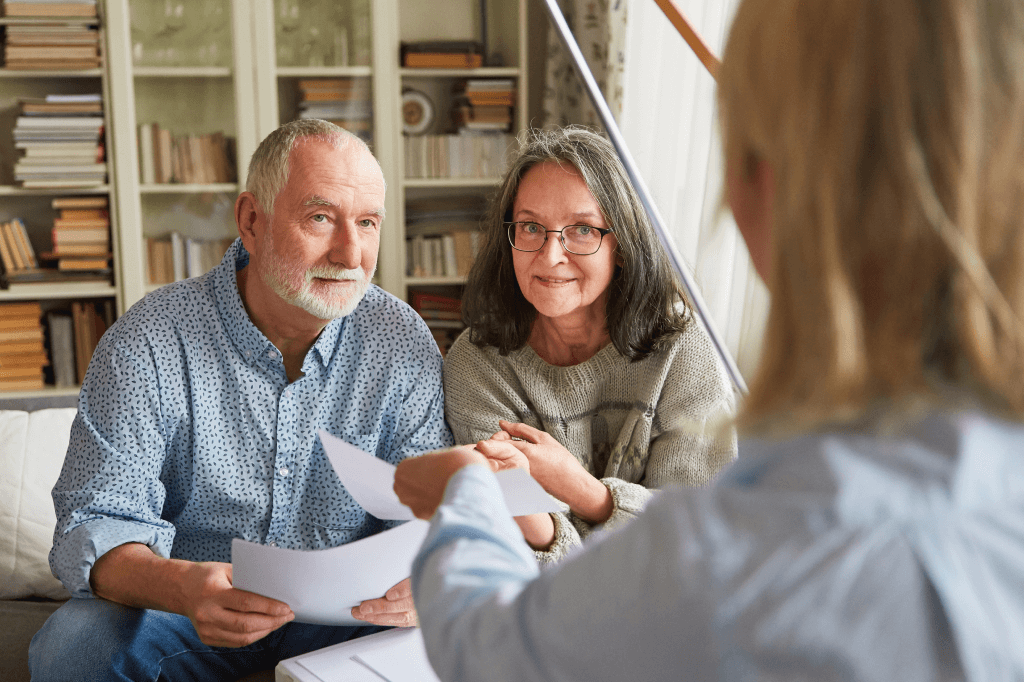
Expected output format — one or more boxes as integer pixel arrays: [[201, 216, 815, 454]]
[[405, 276, 468, 286], [133, 66, 232, 78], [400, 67, 520, 78], [0, 386, 81, 400], [0, 185, 110, 196], [0, 68, 102, 78], [0, 16, 98, 25], [277, 66, 372, 78], [140, 183, 239, 194], [0, 281, 117, 301]]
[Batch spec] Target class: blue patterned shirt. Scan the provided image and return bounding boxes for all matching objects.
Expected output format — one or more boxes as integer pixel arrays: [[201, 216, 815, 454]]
[[50, 239, 453, 598]]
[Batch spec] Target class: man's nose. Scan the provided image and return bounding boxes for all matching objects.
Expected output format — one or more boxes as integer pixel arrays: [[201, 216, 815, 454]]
[[328, 223, 361, 269]]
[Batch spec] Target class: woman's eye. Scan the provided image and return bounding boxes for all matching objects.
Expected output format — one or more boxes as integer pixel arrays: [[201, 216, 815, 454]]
[[524, 223, 541, 234], [576, 226, 592, 236]]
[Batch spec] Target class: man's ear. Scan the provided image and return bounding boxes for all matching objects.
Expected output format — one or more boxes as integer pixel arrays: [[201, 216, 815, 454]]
[[235, 192, 263, 247]]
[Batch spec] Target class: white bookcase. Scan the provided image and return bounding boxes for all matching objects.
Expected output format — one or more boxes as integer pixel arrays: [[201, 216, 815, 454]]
[[0, 0, 530, 399]]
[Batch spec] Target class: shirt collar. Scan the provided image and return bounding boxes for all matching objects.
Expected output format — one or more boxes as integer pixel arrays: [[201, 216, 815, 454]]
[[215, 239, 346, 371]]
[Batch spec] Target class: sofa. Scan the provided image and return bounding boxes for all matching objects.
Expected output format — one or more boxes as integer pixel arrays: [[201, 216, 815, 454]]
[[0, 397, 273, 682]]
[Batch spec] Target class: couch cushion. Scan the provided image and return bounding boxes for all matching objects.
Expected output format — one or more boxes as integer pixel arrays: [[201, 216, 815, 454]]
[[0, 408, 76, 600]]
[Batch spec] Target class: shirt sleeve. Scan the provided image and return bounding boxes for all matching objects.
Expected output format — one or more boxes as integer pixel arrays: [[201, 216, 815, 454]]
[[412, 469, 721, 682], [48, 336, 176, 598]]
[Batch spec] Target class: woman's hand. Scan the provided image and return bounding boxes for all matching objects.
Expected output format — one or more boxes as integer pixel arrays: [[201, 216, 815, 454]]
[[394, 446, 488, 520], [489, 420, 613, 525]]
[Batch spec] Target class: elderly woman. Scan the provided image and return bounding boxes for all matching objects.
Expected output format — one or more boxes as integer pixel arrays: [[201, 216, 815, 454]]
[[395, 0, 1024, 679], [443, 126, 737, 560]]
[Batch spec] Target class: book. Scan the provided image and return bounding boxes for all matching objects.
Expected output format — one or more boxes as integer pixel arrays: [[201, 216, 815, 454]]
[[403, 53, 484, 68], [46, 311, 76, 387], [51, 196, 108, 209], [0, 328, 44, 343], [2, 2, 97, 17]]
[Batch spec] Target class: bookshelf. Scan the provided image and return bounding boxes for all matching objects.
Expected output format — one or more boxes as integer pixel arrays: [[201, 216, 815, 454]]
[[0, 6, 119, 398], [0, 0, 533, 398]]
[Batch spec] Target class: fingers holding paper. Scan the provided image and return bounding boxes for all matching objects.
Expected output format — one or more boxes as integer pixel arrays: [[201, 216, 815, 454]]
[[393, 445, 488, 519], [183, 561, 295, 647], [351, 577, 418, 627]]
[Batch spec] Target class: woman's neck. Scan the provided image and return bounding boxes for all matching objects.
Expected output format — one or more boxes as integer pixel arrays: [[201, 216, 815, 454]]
[[528, 312, 611, 367]]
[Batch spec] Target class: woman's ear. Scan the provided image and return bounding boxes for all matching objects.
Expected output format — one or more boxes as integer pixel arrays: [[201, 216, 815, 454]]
[[726, 152, 775, 283]]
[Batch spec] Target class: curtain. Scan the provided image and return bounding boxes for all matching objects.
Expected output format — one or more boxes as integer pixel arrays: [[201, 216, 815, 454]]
[[542, 0, 626, 126], [617, 0, 767, 380]]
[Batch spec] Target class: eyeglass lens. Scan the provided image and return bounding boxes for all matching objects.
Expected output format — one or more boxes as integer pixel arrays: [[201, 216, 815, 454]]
[[508, 222, 605, 255]]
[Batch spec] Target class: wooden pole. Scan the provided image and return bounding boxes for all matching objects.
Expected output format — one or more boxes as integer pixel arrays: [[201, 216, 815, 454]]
[[652, 0, 721, 80]]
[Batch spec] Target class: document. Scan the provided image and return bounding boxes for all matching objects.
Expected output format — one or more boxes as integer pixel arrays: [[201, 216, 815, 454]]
[[279, 627, 440, 682], [233, 431, 559, 625]]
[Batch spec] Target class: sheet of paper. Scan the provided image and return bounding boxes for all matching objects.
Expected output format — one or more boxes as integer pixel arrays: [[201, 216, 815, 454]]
[[290, 628, 440, 682], [232, 520, 428, 626], [318, 429, 561, 518]]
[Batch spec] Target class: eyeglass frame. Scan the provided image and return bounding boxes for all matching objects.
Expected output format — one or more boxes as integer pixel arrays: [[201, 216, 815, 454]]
[[504, 221, 615, 256]]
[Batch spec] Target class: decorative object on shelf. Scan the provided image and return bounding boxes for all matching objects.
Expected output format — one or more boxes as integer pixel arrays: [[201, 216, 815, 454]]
[[295, 78, 372, 142], [12, 93, 106, 189], [0, 301, 46, 392], [137, 122, 235, 184], [129, 0, 230, 67], [401, 89, 433, 136], [400, 40, 484, 69], [1, 9, 101, 70], [274, 0, 370, 68]]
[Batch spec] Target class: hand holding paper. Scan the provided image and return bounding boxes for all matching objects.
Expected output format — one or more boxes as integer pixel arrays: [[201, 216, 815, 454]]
[[392, 445, 492, 519], [232, 432, 559, 625]]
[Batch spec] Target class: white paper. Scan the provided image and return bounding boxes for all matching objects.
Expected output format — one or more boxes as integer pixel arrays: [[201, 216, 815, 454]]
[[318, 429, 561, 519], [289, 628, 440, 682], [232, 433, 560, 626], [232, 520, 428, 626]]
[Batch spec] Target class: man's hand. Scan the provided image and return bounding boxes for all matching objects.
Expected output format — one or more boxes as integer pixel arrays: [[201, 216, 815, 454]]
[[351, 577, 417, 627], [393, 445, 488, 519], [180, 561, 295, 648], [90, 543, 294, 648]]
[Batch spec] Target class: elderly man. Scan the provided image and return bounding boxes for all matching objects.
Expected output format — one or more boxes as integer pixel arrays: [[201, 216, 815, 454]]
[[29, 119, 453, 681]]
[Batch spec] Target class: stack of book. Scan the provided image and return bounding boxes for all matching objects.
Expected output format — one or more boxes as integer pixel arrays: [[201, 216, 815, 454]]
[[409, 291, 463, 356], [137, 123, 236, 185], [405, 195, 484, 278], [400, 41, 483, 69], [453, 79, 515, 132], [0, 302, 47, 392], [146, 233, 235, 285], [12, 93, 106, 188], [404, 132, 514, 179], [0, 218, 41, 282], [295, 78, 373, 142], [44, 196, 110, 274], [1, 0, 100, 70]]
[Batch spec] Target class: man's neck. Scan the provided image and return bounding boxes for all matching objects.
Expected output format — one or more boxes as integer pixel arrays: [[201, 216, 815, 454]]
[[236, 266, 325, 382]]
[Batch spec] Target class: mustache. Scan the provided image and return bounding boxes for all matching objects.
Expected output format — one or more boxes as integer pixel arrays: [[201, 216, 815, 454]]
[[305, 267, 364, 282]]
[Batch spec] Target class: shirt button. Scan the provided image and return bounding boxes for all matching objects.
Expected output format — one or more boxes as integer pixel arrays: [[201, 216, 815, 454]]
[[267, 350, 276, 359], [279, 466, 290, 477], [268, 541, 278, 547], [245, 350, 251, 357], [284, 388, 292, 398]]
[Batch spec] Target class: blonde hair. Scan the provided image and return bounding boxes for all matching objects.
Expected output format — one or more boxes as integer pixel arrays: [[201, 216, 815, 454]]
[[718, 0, 1024, 432], [246, 119, 379, 217]]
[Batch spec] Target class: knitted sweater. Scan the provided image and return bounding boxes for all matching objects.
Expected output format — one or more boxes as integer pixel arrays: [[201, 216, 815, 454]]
[[442, 318, 737, 563]]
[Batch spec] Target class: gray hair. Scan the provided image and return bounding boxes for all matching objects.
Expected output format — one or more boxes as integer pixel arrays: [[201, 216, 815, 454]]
[[246, 119, 381, 216], [463, 126, 691, 360]]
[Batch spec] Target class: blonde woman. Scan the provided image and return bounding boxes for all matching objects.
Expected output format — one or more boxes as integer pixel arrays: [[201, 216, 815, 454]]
[[396, 0, 1024, 680]]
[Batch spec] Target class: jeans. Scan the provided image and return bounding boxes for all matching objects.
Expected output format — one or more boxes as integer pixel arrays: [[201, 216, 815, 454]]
[[28, 597, 385, 682]]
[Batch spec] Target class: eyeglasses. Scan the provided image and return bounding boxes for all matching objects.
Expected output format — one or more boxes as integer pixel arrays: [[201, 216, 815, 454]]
[[505, 222, 614, 256]]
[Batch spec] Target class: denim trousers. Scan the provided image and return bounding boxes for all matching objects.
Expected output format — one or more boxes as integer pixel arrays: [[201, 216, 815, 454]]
[[28, 597, 385, 681]]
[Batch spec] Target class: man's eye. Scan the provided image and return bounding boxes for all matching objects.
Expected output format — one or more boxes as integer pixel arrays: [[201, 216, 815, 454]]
[[360, 219, 376, 228], [312, 214, 328, 223]]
